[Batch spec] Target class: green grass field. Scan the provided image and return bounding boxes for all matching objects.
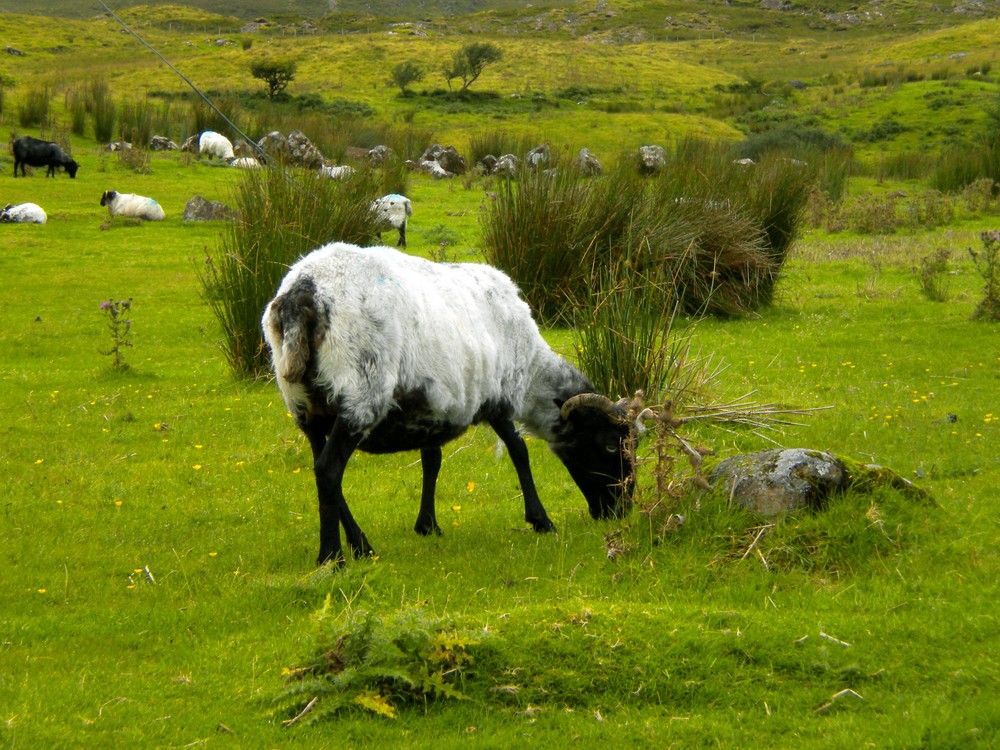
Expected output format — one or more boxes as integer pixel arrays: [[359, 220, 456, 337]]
[[1, 147, 997, 748], [1, 4, 999, 747]]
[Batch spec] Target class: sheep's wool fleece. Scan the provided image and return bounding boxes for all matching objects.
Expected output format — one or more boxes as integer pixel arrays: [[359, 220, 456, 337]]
[[263, 243, 570, 436]]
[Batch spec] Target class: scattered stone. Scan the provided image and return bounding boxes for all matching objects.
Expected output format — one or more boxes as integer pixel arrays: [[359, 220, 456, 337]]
[[420, 144, 466, 175], [183, 194, 233, 222], [708, 448, 933, 517], [149, 135, 178, 151], [575, 147, 602, 176], [638, 144, 666, 175]]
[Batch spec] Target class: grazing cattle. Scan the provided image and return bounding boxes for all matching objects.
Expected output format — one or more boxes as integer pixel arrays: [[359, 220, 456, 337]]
[[12, 136, 79, 178]]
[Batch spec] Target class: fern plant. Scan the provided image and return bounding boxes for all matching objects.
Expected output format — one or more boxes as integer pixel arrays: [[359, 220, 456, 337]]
[[275, 599, 478, 724]]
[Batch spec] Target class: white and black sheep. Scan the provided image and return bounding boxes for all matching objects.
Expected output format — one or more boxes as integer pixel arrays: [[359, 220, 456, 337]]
[[261, 242, 641, 566], [370, 193, 412, 248], [1, 202, 47, 224], [100, 190, 166, 221], [198, 130, 235, 162]]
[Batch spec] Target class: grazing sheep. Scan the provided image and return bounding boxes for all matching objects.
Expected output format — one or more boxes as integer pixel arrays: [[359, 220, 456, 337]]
[[370, 193, 412, 248], [12, 135, 79, 178], [198, 130, 235, 161], [100, 190, 166, 221], [0, 202, 46, 224], [261, 242, 642, 566], [318, 164, 355, 180]]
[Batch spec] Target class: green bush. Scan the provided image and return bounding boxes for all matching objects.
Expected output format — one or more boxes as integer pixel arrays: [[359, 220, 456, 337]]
[[199, 166, 388, 379]]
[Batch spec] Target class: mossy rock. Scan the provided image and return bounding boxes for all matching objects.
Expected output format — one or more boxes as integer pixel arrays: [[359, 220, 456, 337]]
[[708, 448, 933, 517]]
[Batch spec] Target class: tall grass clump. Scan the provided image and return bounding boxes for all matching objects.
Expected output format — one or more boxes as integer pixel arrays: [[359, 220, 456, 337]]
[[66, 86, 88, 136], [118, 97, 155, 146], [480, 162, 647, 324], [18, 86, 50, 128], [468, 128, 537, 164], [199, 167, 387, 379], [191, 95, 241, 141], [481, 141, 809, 323], [89, 78, 116, 144], [571, 240, 711, 405]]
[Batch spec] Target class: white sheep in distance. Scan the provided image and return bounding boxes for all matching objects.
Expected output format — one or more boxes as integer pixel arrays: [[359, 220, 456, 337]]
[[100, 190, 166, 221], [261, 242, 643, 566], [1, 202, 47, 224], [318, 164, 356, 180], [230, 156, 263, 169], [198, 130, 235, 161], [370, 193, 412, 248]]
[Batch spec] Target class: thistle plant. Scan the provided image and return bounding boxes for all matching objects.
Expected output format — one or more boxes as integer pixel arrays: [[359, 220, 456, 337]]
[[99, 297, 133, 370], [969, 229, 1000, 321]]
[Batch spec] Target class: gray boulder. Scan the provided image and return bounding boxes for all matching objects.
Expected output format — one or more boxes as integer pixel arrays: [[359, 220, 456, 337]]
[[420, 144, 466, 175], [183, 194, 233, 222], [709, 448, 931, 516], [575, 147, 603, 176], [638, 144, 666, 175]]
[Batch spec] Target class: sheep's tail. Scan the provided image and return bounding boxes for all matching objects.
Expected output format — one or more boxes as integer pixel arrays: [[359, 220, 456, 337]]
[[264, 283, 319, 384]]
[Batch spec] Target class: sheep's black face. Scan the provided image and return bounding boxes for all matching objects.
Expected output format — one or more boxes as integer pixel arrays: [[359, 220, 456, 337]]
[[552, 407, 636, 521]]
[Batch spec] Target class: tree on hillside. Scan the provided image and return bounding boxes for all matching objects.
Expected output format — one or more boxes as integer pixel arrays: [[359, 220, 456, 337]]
[[390, 61, 424, 95], [443, 42, 503, 94], [250, 58, 297, 100]]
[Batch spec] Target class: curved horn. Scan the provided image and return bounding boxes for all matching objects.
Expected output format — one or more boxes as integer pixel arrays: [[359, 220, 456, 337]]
[[560, 393, 627, 423]]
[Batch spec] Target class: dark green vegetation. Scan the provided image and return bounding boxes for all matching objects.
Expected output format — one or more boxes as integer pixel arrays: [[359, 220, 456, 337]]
[[1, 2, 998, 747]]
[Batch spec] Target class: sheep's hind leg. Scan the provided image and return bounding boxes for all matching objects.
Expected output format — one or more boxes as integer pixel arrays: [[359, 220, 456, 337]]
[[414, 446, 443, 536], [489, 417, 556, 533], [306, 417, 374, 566]]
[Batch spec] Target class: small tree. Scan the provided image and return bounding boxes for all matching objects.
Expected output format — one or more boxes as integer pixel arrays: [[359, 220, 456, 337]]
[[390, 61, 424, 95], [443, 42, 503, 93], [250, 58, 297, 100]]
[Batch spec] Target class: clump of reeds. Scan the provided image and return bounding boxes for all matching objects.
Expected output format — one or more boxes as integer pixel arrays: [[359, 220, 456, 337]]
[[199, 166, 389, 379]]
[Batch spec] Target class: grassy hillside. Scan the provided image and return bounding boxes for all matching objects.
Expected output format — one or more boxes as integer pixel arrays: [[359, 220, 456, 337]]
[[2, 4, 998, 168]]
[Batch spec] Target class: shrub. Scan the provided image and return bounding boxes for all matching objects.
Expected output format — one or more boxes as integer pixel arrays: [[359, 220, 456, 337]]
[[199, 166, 387, 379], [968, 229, 1000, 321], [915, 247, 952, 302]]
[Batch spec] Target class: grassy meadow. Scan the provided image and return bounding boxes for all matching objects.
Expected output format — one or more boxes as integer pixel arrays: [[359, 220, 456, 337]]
[[1, 4, 999, 748]]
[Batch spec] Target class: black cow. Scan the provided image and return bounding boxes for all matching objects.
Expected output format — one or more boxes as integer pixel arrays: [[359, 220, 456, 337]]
[[11, 136, 79, 178]]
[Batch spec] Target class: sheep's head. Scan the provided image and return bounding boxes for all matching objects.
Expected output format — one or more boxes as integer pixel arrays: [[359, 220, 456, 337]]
[[552, 392, 649, 521]]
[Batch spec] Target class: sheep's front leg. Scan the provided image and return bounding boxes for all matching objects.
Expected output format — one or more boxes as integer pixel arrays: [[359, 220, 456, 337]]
[[305, 417, 374, 566], [489, 417, 556, 533], [414, 446, 443, 536]]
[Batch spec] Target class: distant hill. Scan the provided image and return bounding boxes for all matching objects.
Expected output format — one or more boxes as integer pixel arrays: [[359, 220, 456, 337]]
[[5, 0, 1000, 36]]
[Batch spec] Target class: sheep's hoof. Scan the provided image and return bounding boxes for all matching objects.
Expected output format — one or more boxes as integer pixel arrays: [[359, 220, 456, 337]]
[[317, 550, 346, 568], [530, 518, 557, 533], [414, 518, 443, 536]]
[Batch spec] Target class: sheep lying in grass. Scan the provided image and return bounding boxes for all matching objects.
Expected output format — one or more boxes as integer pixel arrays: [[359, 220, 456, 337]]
[[100, 190, 166, 221], [198, 131, 235, 161], [319, 164, 355, 180], [370, 193, 412, 248], [1, 202, 47, 224], [261, 242, 643, 566], [230, 156, 263, 169]]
